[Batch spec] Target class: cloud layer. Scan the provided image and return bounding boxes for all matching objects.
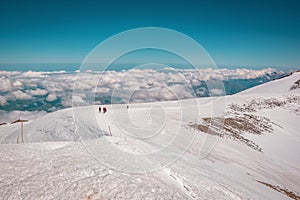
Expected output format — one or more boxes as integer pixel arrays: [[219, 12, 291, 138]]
[[0, 68, 284, 114]]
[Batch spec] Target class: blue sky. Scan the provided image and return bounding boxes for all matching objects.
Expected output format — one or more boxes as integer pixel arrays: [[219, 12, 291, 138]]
[[0, 0, 299, 68]]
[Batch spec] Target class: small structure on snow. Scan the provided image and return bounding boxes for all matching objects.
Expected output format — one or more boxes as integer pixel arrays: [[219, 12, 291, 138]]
[[11, 119, 28, 143]]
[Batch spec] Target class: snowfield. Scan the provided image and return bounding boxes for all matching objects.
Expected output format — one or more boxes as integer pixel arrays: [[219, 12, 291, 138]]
[[0, 72, 299, 199]]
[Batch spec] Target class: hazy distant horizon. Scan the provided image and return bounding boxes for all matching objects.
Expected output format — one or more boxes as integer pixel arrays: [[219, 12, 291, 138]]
[[0, 63, 298, 72]]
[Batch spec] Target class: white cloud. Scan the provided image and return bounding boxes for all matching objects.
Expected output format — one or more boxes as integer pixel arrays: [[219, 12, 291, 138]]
[[0, 78, 12, 92], [0, 96, 8, 106], [46, 93, 57, 102], [0, 110, 47, 123], [0, 71, 21, 78], [210, 88, 224, 96], [72, 95, 88, 107], [27, 89, 48, 96], [12, 81, 22, 88], [23, 71, 48, 77], [11, 91, 32, 100]]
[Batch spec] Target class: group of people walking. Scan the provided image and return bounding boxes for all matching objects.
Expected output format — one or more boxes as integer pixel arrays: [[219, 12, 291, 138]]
[[98, 104, 129, 114], [98, 106, 107, 114]]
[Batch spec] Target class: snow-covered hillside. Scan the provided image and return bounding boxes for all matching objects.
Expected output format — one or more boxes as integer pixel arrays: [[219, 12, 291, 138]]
[[0, 72, 299, 199], [239, 71, 300, 94]]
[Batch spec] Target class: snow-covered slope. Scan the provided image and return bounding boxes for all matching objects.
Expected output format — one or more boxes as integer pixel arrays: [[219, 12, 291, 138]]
[[239, 71, 300, 94], [1, 107, 106, 143], [0, 72, 299, 199]]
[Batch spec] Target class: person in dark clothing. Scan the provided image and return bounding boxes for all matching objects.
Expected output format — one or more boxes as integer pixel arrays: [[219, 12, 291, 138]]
[[103, 107, 107, 114]]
